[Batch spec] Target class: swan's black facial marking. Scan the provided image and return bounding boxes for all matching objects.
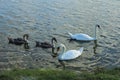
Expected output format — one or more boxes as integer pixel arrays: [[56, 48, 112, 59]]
[[57, 47, 60, 52], [96, 24, 101, 29]]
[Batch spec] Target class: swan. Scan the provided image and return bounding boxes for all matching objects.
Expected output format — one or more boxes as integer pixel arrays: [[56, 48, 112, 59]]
[[8, 34, 29, 45], [35, 37, 57, 48], [68, 24, 100, 41], [55, 44, 84, 68]]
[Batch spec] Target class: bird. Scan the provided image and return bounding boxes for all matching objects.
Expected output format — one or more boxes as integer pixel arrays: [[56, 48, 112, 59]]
[[8, 34, 29, 45], [35, 37, 57, 49], [55, 44, 84, 69], [68, 24, 100, 41]]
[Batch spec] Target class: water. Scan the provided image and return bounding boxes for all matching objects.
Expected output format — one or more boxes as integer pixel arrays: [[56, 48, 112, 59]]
[[0, 0, 120, 71]]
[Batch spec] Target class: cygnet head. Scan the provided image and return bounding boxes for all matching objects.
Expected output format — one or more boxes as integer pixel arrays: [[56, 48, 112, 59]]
[[23, 34, 29, 39], [35, 41, 40, 47], [7, 37, 13, 43], [52, 37, 57, 43]]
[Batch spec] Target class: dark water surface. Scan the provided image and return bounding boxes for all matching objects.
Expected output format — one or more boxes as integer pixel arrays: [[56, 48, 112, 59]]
[[0, 0, 120, 71]]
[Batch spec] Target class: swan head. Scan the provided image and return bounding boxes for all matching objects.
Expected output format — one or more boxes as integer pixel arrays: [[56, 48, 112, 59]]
[[96, 24, 101, 29], [56, 44, 66, 53], [23, 34, 29, 39], [56, 43, 65, 48], [35, 41, 40, 47], [52, 44, 66, 58], [7, 37, 14, 43], [52, 37, 57, 43]]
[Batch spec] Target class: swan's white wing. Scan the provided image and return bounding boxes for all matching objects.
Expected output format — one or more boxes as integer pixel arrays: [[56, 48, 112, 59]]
[[72, 33, 95, 41], [58, 47, 84, 60]]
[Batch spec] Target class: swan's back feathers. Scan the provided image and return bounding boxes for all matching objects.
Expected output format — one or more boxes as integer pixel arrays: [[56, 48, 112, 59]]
[[72, 33, 95, 41], [58, 47, 84, 60], [68, 24, 100, 41]]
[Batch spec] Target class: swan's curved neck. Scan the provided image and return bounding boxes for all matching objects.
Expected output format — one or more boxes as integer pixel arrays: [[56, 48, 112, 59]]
[[61, 45, 66, 54], [51, 39, 56, 48], [94, 26, 97, 39], [25, 37, 27, 40], [51, 38, 57, 54], [23, 34, 29, 40], [23, 35, 29, 43], [23, 36, 28, 41], [23, 35, 28, 40], [51, 39, 54, 46]]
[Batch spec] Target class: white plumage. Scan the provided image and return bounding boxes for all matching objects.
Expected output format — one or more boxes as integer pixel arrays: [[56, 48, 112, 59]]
[[56, 44, 84, 68], [58, 45, 84, 60], [68, 33, 95, 41], [68, 25, 100, 41]]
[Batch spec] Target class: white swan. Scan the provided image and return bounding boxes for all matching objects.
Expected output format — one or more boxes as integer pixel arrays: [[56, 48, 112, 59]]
[[68, 24, 100, 41], [56, 44, 84, 68]]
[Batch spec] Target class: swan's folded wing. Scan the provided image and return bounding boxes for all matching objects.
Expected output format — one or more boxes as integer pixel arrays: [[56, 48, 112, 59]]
[[58, 50, 83, 60], [74, 33, 94, 40]]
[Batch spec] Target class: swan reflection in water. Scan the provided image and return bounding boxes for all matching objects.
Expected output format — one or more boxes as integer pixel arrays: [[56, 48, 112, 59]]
[[93, 40, 98, 54], [68, 38, 98, 54]]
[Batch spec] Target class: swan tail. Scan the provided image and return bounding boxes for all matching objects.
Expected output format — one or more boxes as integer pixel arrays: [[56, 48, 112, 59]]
[[79, 47, 84, 53], [68, 32, 73, 37]]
